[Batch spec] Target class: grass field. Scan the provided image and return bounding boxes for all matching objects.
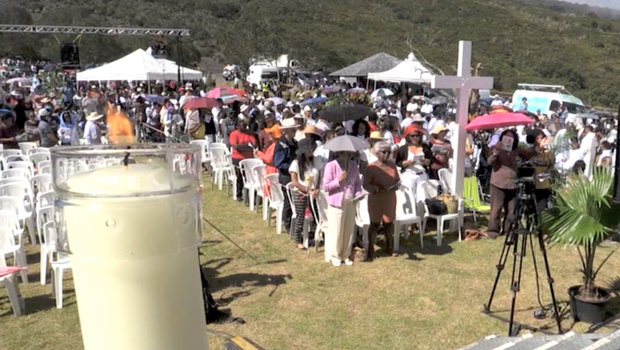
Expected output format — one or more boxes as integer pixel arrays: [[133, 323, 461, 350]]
[[1, 185, 619, 350]]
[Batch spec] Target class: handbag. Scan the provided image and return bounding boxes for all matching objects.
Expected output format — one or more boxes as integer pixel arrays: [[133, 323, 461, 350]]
[[425, 198, 447, 215], [190, 123, 206, 139]]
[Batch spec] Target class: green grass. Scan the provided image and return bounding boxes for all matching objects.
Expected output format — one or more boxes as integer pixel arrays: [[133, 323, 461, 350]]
[[1, 185, 620, 350]]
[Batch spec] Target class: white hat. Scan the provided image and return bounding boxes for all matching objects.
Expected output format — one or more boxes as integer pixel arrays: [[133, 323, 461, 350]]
[[379, 109, 388, 116], [86, 112, 104, 121], [412, 113, 425, 123], [37, 109, 49, 118], [286, 101, 295, 108], [240, 104, 249, 113], [303, 105, 312, 112], [237, 113, 246, 121], [280, 118, 298, 129], [406, 103, 417, 112]]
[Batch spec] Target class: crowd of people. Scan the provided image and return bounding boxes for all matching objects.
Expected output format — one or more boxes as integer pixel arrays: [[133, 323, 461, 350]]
[[1, 55, 618, 266]]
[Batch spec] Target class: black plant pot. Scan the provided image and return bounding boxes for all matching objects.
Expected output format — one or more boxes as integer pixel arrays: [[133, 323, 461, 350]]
[[568, 285, 612, 324]]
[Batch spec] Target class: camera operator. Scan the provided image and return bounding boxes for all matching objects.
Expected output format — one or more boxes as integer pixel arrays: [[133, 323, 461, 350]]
[[485, 129, 537, 239], [527, 129, 554, 213]]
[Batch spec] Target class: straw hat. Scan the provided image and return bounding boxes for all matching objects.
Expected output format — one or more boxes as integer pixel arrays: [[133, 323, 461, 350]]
[[431, 124, 448, 135], [368, 131, 385, 140], [280, 118, 298, 129], [303, 124, 321, 137], [86, 112, 104, 121]]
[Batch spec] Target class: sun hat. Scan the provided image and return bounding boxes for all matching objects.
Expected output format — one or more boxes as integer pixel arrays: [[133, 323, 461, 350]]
[[378, 109, 388, 117], [431, 124, 448, 135], [296, 138, 315, 155], [368, 131, 385, 140], [37, 109, 49, 118], [303, 124, 321, 137], [303, 105, 312, 112], [412, 114, 425, 123], [86, 112, 104, 121], [405, 123, 426, 136], [240, 104, 249, 113], [280, 118, 298, 129]]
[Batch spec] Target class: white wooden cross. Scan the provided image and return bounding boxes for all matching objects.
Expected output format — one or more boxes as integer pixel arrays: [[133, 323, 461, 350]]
[[431, 41, 494, 197]]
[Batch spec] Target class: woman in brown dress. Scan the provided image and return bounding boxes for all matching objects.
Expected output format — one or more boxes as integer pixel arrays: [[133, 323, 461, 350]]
[[362, 141, 401, 260]]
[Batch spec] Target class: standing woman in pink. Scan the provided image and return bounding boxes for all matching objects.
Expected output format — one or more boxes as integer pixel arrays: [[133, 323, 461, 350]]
[[322, 151, 363, 266]]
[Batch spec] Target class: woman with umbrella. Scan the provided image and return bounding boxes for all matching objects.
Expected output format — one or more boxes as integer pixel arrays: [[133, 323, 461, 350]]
[[322, 136, 364, 266]]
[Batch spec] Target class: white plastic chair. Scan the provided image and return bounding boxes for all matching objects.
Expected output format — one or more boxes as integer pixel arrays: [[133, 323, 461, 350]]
[[31, 174, 52, 195], [37, 206, 55, 285], [29, 153, 50, 169], [0, 150, 22, 169], [7, 161, 34, 178], [0, 195, 35, 245], [264, 174, 285, 234], [0, 211, 28, 283], [0, 227, 24, 316], [438, 168, 454, 195], [239, 158, 263, 211], [0, 178, 29, 187], [209, 147, 234, 191], [18, 142, 37, 155], [394, 185, 425, 251], [42, 222, 72, 309], [354, 195, 371, 262], [190, 140, 210, 168], [26, 147, 50, 157], [37, 160, 51, 171], [309, 191, 329, 256], [420, 180, 463, 246], [37, 191, 56, 210], [1, 168, 31, 180], [5, 155, 30, 164], [39, 165, 51, 175], [252, 165, 268, 220]]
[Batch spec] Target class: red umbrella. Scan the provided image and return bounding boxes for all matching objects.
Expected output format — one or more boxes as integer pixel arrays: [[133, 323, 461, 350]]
[[206, 87, 236, 99], [183, 97, 219, 110], [466, 112, 534, 131]]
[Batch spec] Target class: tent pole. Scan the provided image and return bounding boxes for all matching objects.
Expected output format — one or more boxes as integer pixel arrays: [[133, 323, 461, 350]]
[[176, 35, 182, 84]]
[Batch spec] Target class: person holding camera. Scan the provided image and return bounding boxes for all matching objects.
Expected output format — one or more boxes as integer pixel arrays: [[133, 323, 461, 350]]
[[527, 129, 554, 213], [485, 129, 536, 239]]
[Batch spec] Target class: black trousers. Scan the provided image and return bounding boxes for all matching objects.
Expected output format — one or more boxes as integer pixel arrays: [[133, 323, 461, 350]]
[[279, 179, 293, 233], [232, 159, 243, 200]]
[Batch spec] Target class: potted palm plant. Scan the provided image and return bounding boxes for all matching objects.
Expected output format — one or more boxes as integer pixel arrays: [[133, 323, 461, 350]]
[[542, 167, 620, 324]]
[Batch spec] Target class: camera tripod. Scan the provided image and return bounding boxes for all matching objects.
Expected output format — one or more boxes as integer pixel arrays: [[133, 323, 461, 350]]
[[482, 183, 563, 336]]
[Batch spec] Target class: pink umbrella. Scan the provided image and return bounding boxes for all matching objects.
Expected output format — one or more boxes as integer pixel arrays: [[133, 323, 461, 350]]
[[466, 112, 534, 131], [206, 87, 236, 99]]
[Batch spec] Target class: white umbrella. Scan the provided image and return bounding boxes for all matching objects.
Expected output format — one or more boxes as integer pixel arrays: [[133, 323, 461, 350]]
[[4, 77, 30, 85], [370, 88, 394, 99]]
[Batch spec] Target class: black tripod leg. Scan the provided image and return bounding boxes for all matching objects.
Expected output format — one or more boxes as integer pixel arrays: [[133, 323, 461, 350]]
[[484, 230, 515, 312], [534, 214, 564, 334]]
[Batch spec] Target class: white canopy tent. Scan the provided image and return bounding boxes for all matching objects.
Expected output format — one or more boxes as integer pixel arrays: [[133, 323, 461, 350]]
[[367, 53, 434, 84], [76, 49, 203, 82], [154, 58, 203, 81]]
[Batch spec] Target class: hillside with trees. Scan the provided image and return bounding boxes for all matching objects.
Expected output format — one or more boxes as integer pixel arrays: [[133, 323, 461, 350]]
[[2, 0, 620, 107]]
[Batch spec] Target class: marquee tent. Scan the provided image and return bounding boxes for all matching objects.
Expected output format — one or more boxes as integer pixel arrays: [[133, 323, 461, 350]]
[[329, 53, 401, 78], [76, 49, 203, 81], [367, 53, 434, 84], [154, 58, 203, 81]]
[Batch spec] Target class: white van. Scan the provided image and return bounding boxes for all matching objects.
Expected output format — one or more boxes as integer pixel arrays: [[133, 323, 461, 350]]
[[246, 65, 280, 88], [511, 84, 586, 117]]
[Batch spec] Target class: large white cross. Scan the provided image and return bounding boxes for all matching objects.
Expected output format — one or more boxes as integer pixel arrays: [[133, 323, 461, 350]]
[[431, 41, 494, 197]]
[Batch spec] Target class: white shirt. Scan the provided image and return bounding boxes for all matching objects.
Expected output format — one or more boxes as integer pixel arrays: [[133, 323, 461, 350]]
[[313, 145, 331, 171], [289, 160, 319, 189], [491, 99, 504, 107], [400, 117, 413, 130], [446, 121, 458, 141], [84, 120, 101, 145], [211, 107, 221, 125]]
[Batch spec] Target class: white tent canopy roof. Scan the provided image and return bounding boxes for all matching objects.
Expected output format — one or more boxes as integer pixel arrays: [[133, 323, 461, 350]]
[[154, 58, 203, 81], [367, 53, 434, 84], [76, 49, 202, 82]]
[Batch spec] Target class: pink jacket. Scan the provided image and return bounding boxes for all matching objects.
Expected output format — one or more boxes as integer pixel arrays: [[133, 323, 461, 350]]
[[322, 160, 362, 208]]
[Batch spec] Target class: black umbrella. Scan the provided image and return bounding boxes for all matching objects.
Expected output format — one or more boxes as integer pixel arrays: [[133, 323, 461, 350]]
[[429, 96, 448, 105], [317, 103, 373, 123]]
